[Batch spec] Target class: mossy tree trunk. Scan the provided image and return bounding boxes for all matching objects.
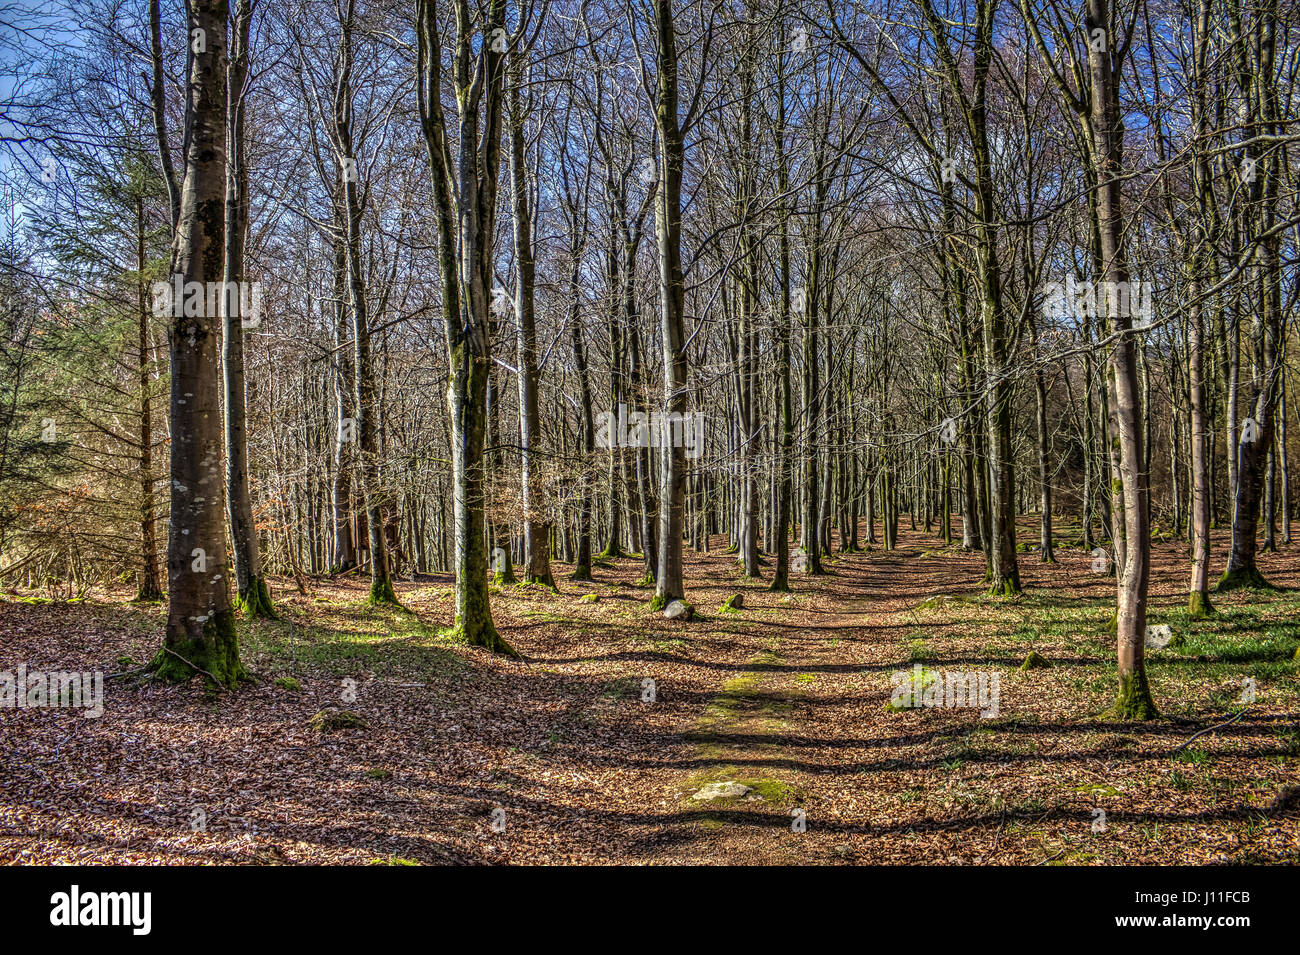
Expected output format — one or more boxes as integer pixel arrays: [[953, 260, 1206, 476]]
[[1088, 0, 1155, 718], [416, 0, 516, 655], [154, 0, 244, 689]]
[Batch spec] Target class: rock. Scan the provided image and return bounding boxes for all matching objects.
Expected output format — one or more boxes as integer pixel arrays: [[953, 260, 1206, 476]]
[[1144, 624, 1175, 650], [664, 599, 694, 621], [690, 781, 752, 802], [1019, 651, 1051, 671], [721, 594, 744, 612], [579, 593, 600, 604], [308, 708, 367, 733]]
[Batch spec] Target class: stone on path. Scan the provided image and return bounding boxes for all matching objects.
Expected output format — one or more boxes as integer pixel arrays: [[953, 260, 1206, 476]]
[[690, 781, 752, 802]]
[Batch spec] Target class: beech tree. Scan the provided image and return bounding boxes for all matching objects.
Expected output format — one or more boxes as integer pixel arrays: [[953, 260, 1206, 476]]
[[151, 0, 245, 686]]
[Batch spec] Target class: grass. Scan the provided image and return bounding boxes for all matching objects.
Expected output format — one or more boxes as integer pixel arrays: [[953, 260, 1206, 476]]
[[240, 600, 471, 685]]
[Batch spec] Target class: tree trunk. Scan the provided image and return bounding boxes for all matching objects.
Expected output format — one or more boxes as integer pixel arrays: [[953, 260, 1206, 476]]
[[153, 0, 244, 688], [508, 60, 554, 589], [223, 0, 273, 617], [650, 0, 688, 609]]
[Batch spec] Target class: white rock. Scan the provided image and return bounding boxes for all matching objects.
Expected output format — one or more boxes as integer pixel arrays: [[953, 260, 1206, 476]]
[[664, 599, 694, 620], [690, 781, 752, 802]]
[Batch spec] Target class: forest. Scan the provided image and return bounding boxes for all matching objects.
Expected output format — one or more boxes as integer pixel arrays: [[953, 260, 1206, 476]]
[[1, 0, 1298, 870]]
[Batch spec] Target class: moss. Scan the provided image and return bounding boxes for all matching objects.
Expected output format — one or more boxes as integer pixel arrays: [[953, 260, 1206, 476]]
[[148, 609, 246, 689], [682, 770, 799, 807], [368, 575, 404, 608], [363, 768, 392, 780], [368, 856, 420, 866], [720, 594, 744, 613], [579, 593, 600, 604], [114, 654, 134, 670], [234, 576, 277, 619], [1110, 671, 1159, 720], [522, 569, 557, 591], [448, 616, 519, 658], [988, 575, 1022, 597], [308, 708, 367, 732], [1188, 589, 1215, 619], [740, 777, 795, 803], [1020, 651, 1051, 671], [648, 593, 667, 612], [1217, 566, 1279, 593], [915, 594, 973, 610], [273, 676, 301, 691]]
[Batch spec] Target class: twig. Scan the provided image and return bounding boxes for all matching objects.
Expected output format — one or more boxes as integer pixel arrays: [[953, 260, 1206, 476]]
[[162, 647, 225, 689], [104, 665, 152, 682], [1171, 709, 1248, 756]]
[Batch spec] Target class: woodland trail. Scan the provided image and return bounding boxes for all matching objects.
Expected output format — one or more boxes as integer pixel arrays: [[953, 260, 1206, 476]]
[[621, 541, 1008, 864], [608, 530, 1300, 864]]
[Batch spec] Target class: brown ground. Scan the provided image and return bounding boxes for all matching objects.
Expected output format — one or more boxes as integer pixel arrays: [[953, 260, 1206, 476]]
[[2, 519, 1298, 865]]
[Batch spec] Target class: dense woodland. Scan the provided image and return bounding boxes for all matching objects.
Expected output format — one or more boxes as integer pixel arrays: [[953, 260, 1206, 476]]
[[2, 0, 1299, 730]]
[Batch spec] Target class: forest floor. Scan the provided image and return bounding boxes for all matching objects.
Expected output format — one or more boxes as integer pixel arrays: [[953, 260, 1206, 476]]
[[3, 518, 1299, 865]]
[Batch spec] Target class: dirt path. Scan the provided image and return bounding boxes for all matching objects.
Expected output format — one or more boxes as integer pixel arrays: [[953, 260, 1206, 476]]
[[623, 543, 983, 864], [610, 531, 1300, 864]]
